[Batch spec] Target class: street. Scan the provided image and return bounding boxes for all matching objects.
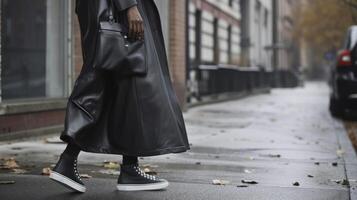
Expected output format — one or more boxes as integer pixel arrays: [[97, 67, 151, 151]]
[[1, 82, 357, 200]]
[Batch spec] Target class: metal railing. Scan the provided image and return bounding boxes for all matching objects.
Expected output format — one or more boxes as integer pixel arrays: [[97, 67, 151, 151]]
[[187, 65, 300, 103]]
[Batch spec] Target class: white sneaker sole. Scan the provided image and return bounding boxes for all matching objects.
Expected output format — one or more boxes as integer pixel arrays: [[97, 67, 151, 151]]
[[117, 180, 169, 191], [49, 171, 86, 193]]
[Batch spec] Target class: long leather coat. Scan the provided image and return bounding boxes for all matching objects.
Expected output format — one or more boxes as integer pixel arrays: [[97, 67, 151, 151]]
[[60, 0, 190, 156]]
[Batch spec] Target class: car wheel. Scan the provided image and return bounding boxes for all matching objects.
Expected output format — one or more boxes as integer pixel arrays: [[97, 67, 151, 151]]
[[329, 96, 345, 117]]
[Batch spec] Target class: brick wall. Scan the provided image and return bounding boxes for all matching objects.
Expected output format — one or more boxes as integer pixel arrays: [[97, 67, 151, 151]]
[[0, 111, 65, 135], [168, 0, 188, 109]]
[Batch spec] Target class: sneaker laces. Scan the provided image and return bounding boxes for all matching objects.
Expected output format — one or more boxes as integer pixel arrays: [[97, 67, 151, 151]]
[[133, 165, 157, 181]]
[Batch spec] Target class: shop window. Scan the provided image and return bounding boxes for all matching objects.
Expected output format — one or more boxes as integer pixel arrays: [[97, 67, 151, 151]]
[[0, 0, 70, 101]]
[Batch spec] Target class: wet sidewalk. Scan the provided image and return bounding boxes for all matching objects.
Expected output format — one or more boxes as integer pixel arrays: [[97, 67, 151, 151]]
[[1, 82, 357, 200]]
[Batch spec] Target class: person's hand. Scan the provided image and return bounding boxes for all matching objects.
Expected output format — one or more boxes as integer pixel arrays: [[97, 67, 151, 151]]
[[127, 6, 144, 40]]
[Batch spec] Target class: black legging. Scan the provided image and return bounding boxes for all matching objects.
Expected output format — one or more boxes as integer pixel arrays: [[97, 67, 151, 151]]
[[63, 142, 138, 165]]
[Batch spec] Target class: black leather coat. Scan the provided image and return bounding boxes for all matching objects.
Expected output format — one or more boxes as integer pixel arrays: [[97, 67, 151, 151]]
[[60, 0, 190, 156]]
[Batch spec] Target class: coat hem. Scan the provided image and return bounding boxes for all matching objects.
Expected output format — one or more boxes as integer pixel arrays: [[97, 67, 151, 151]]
[[60, 134, 190, 157]]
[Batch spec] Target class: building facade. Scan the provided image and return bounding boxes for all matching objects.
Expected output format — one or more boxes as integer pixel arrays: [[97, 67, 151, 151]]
[[240, 0, 273, 70], [270, 0, 300, 86], [273, 0, 297, 71], [187, 0, 242, 103], [0, 0, 300, 140]]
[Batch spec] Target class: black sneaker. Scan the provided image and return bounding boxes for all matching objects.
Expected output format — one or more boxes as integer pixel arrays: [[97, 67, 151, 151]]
[[49, 153, 86, 193], [117, 163, 169, 191]]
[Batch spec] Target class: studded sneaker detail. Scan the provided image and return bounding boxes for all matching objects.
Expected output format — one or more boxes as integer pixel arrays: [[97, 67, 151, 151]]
[[49, 153, 86, 193], [117, 163, 169, 191]]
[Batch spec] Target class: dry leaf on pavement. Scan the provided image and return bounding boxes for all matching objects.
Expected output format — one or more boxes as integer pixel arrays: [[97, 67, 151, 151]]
[[336, 149, 345, 158], [41, 167, 51, 176], [12, 169, 27, 174], [80, 174, 92, 179], [1, 158, 20, 169], [244, 169, 253, 174], [236, 184, 249, 188], [143, 167, 157, 175], [98, 169, 120, 176], [0, 181, 15, 184], [212, 179, 230, 185], [103, 161, 119, 169], [241, 180, 258, 184]]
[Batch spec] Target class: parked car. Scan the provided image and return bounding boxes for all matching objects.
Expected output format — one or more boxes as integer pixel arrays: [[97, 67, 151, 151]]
[[329, 26, 357, 117]]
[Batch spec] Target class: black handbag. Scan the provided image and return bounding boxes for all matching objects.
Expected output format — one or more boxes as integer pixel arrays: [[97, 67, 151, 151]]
[[93, 0, 147, 76]]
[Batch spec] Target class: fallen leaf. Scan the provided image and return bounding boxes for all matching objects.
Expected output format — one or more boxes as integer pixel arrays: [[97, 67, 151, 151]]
[[212, 179, 230, 185], [12, 169, 27, 174], [293, 182, 300, 186], [44, 138, 64, 144], [330, 179, 340, 183], [103, 161, 119, 169], [1, 158, 20, 169], [241, 180, 258, 184], [330, 179, 349, 186], [41, 167, 51, 176], [80, 174, 92, 179], [259, 154, 281, 158], [336, 149, 345, 157], [341, 179, 350, 186], [98, 169, 120, 176], [0, 180, 15, 184], [244, 169, 253, 174], [141, 164, 159, 168], [236, 184, 249, 188], [143, 167, 157, 175]]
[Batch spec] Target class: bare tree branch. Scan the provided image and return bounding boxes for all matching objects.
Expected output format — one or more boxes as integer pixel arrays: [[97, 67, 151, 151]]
[[343, 0, 357, 10]]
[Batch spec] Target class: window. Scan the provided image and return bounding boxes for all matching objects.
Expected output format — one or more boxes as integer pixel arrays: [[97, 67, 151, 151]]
[[231, 26, 241, 65], [188, 2, 197, 62], [0, 0, 71, 101], [217, 20, 230, 64], [201, 11, 215, 63]]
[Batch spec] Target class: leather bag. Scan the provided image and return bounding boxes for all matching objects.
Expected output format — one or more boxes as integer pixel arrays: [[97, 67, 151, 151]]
[[93, 0, 147, 76]]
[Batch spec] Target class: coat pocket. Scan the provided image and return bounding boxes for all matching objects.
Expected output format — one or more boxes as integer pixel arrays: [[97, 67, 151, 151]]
[[71, 99, 95, 122]]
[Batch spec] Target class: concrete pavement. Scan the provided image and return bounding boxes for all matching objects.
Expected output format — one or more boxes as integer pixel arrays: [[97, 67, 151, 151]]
[[0, 82, 357, 200]]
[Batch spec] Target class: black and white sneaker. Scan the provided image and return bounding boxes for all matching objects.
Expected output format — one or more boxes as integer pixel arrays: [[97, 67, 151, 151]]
[[117, 163, 169, 191], [49, 153, 86, 193]]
